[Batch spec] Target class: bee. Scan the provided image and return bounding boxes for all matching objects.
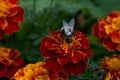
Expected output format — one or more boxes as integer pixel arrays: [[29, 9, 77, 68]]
[[61, 18, 75, 43]]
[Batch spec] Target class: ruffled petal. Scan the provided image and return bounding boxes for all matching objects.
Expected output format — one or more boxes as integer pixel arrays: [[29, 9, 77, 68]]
[[5, 21, 19, 34], [102, 37, 118, 51], [42, 37, 59, 50], [45, 58, 61, 72], [57, 55, 71, 65], [109, 31, 120, 43], [72, 51, 85, 63], [8, 7, 24, 22], [40, 44, 56, 57], [5, 65, 18, 78]]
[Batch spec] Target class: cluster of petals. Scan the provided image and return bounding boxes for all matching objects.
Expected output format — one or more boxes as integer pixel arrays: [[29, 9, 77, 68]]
[[98, 54, 120, 80], [0, 0, 24, 39], [12, 62, 68, 80], [40, 30, 93, 76], [0, 46, 24, 78], [92, 11, 120, 51]]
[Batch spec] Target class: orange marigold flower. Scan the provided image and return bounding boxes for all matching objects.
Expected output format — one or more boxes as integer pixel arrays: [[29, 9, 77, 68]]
[[0, 0, 24, 39], [40, 30, 93, 76], [92, 11, 120, 51], [98, 55, 120, 80], [12, 62, 68, 80], [0, 46, 24, 78]]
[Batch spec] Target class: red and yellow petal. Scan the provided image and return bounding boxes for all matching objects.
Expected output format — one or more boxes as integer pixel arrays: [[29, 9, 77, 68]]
[[102, 37, 118, 51], [8, 7, 24, 22], [72, 51, 85, 63], [98, 19, 106, 38], [42, 37, 59, 50], [109, 31, 120, 43], [92, 11, 120, 51], [9, 49, 20, 59], [50, 31, 63, 43], [0, 18, 8, 30]]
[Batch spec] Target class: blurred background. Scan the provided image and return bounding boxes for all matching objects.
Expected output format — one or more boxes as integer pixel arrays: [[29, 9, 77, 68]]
[[0, 0, 120, 80]]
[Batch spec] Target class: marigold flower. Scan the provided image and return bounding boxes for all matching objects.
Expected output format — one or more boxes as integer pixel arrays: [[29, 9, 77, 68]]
[[92, 11, 120, 51], [12, 62, 68, 80], [40, 30, 93, 76], [0, 0, 24, 39], [98, 55, 120, 80], [0, 46, 24, 78]]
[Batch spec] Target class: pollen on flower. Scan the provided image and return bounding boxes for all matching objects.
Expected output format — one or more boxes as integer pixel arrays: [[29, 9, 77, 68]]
[[98, 55, 120, 80], [103, 57, 120, 71]]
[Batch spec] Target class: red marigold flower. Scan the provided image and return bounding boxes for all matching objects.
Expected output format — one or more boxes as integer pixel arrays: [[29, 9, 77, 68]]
[[97, 55, 120, 80], [11, 62, 68, 80], [0, 46, 24, 78], [0, 0, 24, 39], [92, 11, 120, 51], [40, 30, 93, 76]]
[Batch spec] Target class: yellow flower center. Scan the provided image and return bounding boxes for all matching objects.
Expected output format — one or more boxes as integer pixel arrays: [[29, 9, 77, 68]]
[[60, 36, 81, 56], [105, 57, 120, 71], [0, 0, 16, 17]]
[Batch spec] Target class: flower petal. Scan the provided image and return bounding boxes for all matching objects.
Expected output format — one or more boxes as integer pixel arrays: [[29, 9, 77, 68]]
[[0, 29, 4, 39], [92, 23, 99, 37], [0, 63, 7, 78], [72, 51, 85, 63], [109, 31, 120, 43], [9, 49, 20, 59], [5, 21, 19, 34], [102, 37, 118, 51], [45, 58, 61, 72], [14, 58, 24, 67], [80, 34, 90, 49], [8, 7, 24, 22], [40, 44, 56, 57], [5, 64, 18, 78], [84, 49, 93, 58], [57, 55, 71, 65], [0, 18, 8, 30], [42, 37, 58, 50], [9, 0, 19, 4], [63, 61, 88, 75]]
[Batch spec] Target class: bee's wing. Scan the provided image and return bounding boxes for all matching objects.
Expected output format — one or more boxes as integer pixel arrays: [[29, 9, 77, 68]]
[[68, 18, 75, 33], [63, 20, 69, 34]]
